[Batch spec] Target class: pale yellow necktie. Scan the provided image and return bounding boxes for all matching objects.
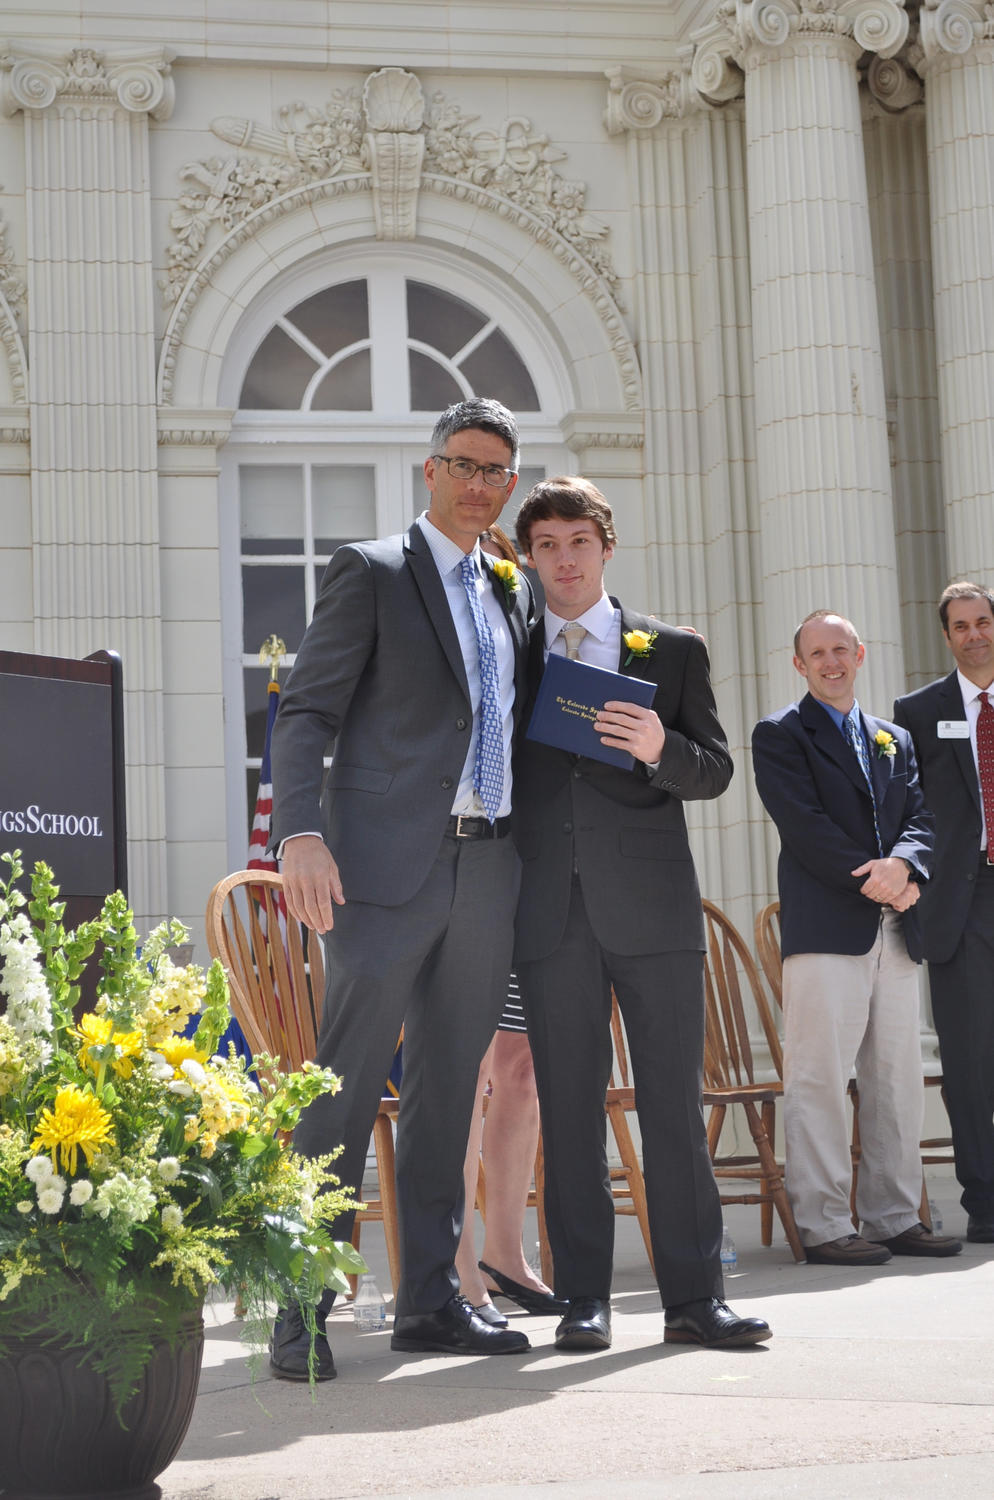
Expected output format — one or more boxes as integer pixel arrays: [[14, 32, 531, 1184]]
[[561, 623, 587, 660]]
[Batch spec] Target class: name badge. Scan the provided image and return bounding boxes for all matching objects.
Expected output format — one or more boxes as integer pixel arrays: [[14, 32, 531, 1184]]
[[937, 720, 970, 739]]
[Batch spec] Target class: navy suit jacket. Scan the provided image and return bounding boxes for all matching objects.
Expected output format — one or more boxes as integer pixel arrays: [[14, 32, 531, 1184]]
[[751, 693, 934, 960]]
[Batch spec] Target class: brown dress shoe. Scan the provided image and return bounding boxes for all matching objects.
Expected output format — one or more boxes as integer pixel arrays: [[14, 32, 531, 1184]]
[[805, 1234, 892, 1266], [875, 1222, 962, 1257]]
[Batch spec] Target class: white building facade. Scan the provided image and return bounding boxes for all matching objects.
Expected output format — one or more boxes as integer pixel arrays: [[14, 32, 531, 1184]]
[[0, 0, 991, 979]]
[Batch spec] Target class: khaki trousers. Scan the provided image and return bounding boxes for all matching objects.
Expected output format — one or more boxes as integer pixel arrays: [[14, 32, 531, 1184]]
[[783, 911, 924, 1246]]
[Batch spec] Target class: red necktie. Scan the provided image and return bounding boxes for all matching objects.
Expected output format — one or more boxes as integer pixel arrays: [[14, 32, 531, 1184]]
[[978, 690, 994, 864]]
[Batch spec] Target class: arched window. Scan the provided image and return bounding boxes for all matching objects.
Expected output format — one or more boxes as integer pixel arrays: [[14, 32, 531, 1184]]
[[223, 257, 569, 858]]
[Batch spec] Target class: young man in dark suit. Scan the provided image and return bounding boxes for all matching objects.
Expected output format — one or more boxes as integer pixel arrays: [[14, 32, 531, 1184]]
[[269, 399, 533, 1376], [893, 581, 994, 1243], [512, 476, 771, 1351], [752, 611, 960, 1266]]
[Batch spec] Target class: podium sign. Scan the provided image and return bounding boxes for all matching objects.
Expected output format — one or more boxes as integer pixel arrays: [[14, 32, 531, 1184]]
[[0, 650, 127, 900]]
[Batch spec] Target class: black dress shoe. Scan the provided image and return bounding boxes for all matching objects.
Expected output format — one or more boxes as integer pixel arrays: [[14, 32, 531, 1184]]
[[270, 1302, 337, 1381], [554, 1297, 611, 1350], [664, 1297, 771, 1348], [967, 1214, 994, 1243], [473, 1300, 509, 1327], [391, 1293, 530, 1354], [874, 1222, 962, 1257], [479, 1261, 570, 1316]]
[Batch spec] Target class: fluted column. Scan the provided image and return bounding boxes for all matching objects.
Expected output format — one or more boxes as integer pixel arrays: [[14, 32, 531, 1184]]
[[693, 1, 909, 707], [1, 44, 174, 928], [862, 57, 948, 691], [604, 66, 767, 933], [914, 2, 994, 580]]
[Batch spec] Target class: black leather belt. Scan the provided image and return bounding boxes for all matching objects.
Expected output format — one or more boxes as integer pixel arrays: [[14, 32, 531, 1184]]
[[445, 814, 511, 839]]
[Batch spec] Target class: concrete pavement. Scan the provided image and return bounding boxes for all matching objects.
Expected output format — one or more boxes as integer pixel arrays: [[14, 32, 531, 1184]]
[[160, 1174, 994, 1499]]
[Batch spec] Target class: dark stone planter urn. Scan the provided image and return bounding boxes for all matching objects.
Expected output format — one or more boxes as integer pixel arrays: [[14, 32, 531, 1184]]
[[0, 1310, 204, 1499]]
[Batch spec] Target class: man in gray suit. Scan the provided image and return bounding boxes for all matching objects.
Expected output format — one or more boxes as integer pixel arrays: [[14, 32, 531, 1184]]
[[269, 398, 533, 1376], [512, 476, 771, 1351]]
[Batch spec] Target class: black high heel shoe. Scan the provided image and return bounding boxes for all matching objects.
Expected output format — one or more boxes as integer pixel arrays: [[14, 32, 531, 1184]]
[[479, 1261, 569, 1316]]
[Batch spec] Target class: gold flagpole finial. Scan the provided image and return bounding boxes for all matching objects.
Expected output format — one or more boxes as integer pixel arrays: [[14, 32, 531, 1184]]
[[258, 634, 287, 682]]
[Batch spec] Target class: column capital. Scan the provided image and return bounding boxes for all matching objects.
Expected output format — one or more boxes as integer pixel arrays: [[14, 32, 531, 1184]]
[[865, 50, 924, 110], [0, 43, 174, 120], [692, 0, 909, 93], [916, 1, 994, 72], [603, 62, 708, 134]]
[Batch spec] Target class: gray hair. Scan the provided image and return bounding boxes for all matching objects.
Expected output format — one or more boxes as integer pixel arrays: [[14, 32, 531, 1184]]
[[429, 399, 520, 470]]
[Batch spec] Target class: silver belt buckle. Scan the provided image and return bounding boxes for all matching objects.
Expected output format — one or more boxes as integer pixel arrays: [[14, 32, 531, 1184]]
[[453, 813, 470, 838]]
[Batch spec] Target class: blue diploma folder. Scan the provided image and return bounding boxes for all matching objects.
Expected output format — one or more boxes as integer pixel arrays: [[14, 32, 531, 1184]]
[[525, 652, 656, 769]]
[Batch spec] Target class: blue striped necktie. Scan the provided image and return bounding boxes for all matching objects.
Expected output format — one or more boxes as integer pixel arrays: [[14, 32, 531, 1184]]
[[844, 711, 882, 855], [459, 555, 503, 822]]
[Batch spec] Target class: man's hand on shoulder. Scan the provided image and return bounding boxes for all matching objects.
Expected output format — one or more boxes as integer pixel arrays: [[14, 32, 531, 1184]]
[[595, 701, 665, 764], [851, 855, 910, 907], [281, 834, 345, 933]]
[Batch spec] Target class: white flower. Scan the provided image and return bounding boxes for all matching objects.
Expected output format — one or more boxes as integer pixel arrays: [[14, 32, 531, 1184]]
[[16, 1199, 32, 1214], [49, 1173, 67, 1196], [167, 1079, 194, 1098], [70, 1179, 93, 1206], [0, 912, 53, 1056], [161, 1204, 183, 1232], [157, 1156, 181, 1183], [300, 1194, 315, 1221], [37, 1185, 64, 1214], [180, 1058, 207, 1087], [92, 1171, 156, 1225], [24, 1154, 54, 1183]]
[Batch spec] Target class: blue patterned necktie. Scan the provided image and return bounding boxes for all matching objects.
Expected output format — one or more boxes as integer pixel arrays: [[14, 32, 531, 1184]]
[[459, 554, 503, 821], [844, 710, 882, 855]]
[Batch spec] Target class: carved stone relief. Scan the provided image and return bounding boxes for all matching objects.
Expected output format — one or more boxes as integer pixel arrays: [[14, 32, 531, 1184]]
[[164, 67, 617, 304]]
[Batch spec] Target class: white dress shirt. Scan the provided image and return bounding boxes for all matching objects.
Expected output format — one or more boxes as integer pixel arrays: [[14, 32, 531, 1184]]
[[415, 512, 515, 818], [544, 592, 620, 670]]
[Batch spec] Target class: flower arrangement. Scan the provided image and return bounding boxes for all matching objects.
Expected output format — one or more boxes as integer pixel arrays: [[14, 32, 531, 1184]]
[[623, 628, 657, 667], [874, 729, 897, 759], [490, 557, 521, 607], [0, 852, 361, 1410]]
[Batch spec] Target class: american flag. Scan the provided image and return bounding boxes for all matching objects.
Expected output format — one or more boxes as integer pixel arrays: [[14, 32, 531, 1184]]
[[248, 680, 281, 874]]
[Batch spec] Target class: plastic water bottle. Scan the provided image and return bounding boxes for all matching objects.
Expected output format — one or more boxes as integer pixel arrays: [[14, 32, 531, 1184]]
[[353, 1274, 387, 1331], [928, 1199, 943, 1234], [720, 1224, 738, 1272]]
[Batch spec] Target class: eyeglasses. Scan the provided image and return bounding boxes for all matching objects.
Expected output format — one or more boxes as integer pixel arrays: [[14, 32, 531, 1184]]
[[431, 455, 517, 488]]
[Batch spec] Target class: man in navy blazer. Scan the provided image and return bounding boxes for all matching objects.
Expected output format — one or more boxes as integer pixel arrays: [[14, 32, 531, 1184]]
[[752, 611, 960, 1265], [894, 581, 994, 1243], [269, 399, 533, 1375], [512, 476, 772, 1351]]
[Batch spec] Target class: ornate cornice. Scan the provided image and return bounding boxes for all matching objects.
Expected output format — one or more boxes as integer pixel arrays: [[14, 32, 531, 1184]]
[[916, 1, 994, 71], [562, 411, 645, 451], [164, 68, 616, 305], [157, 408, 234, 446], [0, 406, 29, 443], [604, 63, 704, 133], [691, 0, 909, 99], [0, 43, 174, 119]]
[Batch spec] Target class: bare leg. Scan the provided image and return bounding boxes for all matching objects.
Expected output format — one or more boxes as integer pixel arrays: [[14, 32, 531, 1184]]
[[455, 1037, 496, 1307], [479, 1030, 553, 1295]]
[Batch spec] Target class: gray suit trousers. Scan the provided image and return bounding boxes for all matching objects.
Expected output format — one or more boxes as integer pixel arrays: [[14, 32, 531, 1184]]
[[293, 832, 520, 1317]]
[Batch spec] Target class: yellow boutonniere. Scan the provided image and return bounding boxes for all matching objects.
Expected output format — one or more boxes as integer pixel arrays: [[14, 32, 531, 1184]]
[[623, 628, 657, 667], [491, 558, 521, 607], [874, 730, 897, 759]]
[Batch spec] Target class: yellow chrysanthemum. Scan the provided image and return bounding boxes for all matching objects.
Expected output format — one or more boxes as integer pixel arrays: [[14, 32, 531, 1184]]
[[31, 1085, 115, 1176], [157, 1036, 210, 1075], [76, 1012, 142, 1079]]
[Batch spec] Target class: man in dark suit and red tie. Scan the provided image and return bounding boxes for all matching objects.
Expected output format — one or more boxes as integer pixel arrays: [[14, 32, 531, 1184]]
[[512, 475, 772, 1352], [894, 582, 994, 1244], [269, 398, 534, 1377], [752, 611, 961, 1266]]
